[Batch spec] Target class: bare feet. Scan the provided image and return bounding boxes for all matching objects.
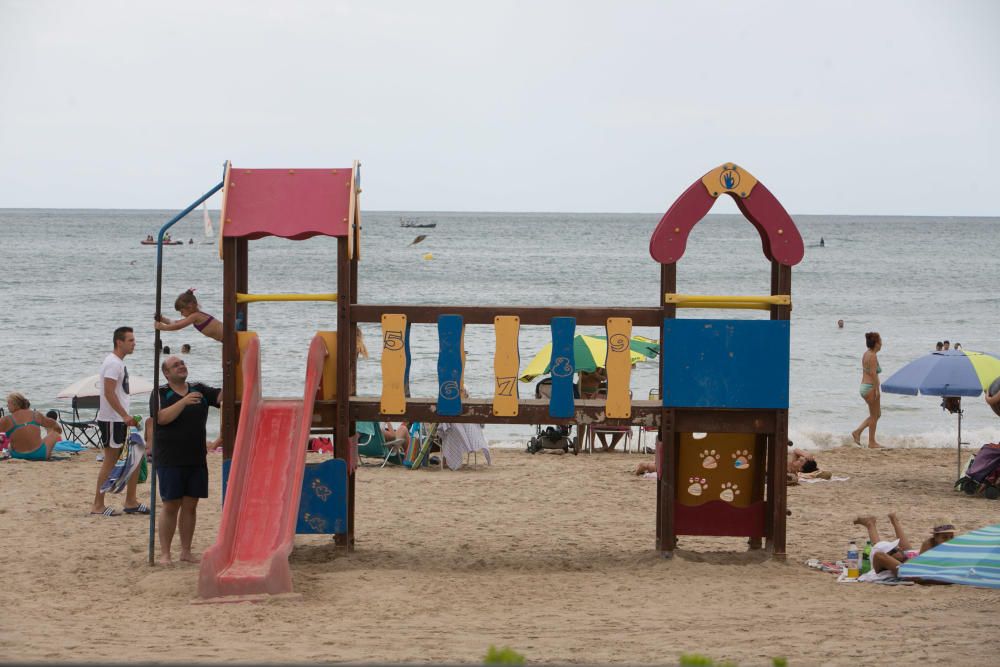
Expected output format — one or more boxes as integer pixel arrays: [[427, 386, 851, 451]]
[[851, 431, 862, 446], [158, 554, 173, 566], [179, 552, 201, 563], [868, 441, 882, 449], [887, 511, 899, 523], [853, 515, 876, 527]]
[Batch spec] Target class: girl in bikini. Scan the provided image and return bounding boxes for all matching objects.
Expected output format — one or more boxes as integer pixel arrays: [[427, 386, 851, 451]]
[[155, 289, 223, 342], [852, 331, 883, 448]]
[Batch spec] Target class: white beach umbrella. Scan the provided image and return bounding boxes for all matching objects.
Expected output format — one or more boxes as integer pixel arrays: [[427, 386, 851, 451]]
[[56, 373, 154, 399]]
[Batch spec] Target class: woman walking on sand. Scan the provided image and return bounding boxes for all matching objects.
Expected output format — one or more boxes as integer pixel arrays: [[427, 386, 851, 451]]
[[852, 331, 883, 448]]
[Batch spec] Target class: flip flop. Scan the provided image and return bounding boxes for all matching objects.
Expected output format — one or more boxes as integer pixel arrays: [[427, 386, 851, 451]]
[[91, 507, 120, 517], [123, 503, 150, 515]]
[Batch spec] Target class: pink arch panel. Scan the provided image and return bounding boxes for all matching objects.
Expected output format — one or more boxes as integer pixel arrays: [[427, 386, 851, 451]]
[[649, 165, 804, 267]]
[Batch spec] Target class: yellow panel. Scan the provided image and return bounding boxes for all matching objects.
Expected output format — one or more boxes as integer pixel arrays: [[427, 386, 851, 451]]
[[317, 331, 337, 400], [677, 433, 760, 508], [380, 314, 407, 415], [234, 331, 258, 400], [236, 293, 339, 303], [493, 316, 520, 416], [665, 293, 791, 310], [700, 162, 759, 199], [605, 317, 632, 418]]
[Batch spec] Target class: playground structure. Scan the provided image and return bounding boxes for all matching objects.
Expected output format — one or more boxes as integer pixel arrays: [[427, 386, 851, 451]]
[[150, 161, 803, 600]]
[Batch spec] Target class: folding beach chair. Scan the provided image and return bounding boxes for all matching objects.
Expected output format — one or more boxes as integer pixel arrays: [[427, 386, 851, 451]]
[[57, 396, 102, 449], [356, 421, 406, 468]]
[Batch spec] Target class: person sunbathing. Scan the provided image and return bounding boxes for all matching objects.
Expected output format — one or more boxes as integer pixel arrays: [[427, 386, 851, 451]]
[[382, 421, 410, 449], [853, 513, 956, 580], [1, 392, 62, 461]]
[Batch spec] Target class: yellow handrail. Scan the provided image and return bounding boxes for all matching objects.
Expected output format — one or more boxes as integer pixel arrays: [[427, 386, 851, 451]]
[[665, 293, 791, 310], [236, 293, 339, 303]]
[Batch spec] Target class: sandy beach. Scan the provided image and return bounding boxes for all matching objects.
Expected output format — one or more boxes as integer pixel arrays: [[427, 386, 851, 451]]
[[1, 444, 997, 665]]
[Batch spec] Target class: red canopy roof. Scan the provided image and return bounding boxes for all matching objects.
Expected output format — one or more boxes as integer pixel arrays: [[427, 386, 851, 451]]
[[221, 166, 355, 240]]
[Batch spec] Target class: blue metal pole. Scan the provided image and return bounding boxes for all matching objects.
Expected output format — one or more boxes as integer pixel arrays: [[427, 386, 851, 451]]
[[148, 176, 224, 566]]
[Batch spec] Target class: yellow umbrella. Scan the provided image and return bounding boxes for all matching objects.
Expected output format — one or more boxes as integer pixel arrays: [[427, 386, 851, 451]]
[[519, 334, 648, 382]]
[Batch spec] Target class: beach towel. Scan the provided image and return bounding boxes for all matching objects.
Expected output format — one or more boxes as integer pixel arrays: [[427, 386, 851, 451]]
[[799, 475, 851, 483], [100, 430, 146, 494], [54, 440, 86, 452], [437, 423, 492, 470]]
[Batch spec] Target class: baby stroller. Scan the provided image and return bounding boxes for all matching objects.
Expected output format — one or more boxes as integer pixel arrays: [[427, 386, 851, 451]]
[[526, 378, 579, 455], [956, 443, 1000, 500]]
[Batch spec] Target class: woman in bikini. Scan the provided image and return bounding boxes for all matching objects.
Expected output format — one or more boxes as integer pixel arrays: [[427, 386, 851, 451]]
[[1, 392, 62, 461], [852, 331, 883, 448], [155, 289, 223, 342]]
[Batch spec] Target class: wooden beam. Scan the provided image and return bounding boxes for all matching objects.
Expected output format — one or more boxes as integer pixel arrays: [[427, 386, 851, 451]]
[[351, 304, 662, 327]]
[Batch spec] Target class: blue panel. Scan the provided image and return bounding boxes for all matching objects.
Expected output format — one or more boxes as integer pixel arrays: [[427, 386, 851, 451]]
[[437, 315, 464, 417], [403, 322, 412, 397], [296, 458, 348, 535], [549, 317, 576, 418], [221, 458, 231, 506], [662, 319, 789, 409]]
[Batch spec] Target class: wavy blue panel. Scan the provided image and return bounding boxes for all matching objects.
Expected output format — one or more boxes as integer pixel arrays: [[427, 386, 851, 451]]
[[437, 315, 464, 416], [296, 458, 348, 535], [549, 317, 576, 418]]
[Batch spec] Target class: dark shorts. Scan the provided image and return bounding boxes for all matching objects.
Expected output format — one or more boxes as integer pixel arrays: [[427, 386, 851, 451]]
[[98, 420, 127, 449], [156, 464, 209, 501]]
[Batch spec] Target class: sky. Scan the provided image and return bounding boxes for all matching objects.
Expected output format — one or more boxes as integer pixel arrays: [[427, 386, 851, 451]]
[[1, 0, 998, 215]]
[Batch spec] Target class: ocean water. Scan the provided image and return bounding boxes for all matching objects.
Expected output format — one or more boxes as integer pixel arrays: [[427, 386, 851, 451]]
[[1, 207, 998, 450]]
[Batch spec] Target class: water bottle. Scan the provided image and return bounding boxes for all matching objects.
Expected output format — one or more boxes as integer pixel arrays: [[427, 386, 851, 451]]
[[846, 540, 860, 578], [861, 540, 872, 575]]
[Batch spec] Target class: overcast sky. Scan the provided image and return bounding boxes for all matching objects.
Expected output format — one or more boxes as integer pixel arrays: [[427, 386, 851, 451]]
[[1, 0, 997, 214]]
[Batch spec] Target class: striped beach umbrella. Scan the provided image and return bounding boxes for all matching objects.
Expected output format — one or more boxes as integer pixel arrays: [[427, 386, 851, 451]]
[[519, 335, 650, 382], [881, 349, 1000, 478], [898, 523, 1000, 589], [881, 349, 1000, 397]]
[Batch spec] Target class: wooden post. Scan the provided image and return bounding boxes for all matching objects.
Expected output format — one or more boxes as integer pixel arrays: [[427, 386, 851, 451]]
[[657, 263, 677, 556], [768, 261, 791, 558], [221, 237, 238, 462], [336, 237, 355, 549]]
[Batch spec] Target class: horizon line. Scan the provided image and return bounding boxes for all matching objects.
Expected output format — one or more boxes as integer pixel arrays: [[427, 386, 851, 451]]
[[1, 207, 998, 219]]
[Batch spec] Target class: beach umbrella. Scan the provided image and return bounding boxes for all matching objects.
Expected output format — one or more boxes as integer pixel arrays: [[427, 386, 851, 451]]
[[519, 335, 650, 382], [881, 349, 1000, 478], [57, 373, 154, 399], [898, 523, 1000, 589], [591, 334, 660, 359]]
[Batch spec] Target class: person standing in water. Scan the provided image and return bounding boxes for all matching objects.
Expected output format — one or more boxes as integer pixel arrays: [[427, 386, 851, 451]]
[[852, 332, 883, 448]]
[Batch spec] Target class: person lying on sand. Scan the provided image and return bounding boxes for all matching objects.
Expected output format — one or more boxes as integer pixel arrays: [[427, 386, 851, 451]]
[[634, 461, 656, 476], [853, 513, 956, 581]]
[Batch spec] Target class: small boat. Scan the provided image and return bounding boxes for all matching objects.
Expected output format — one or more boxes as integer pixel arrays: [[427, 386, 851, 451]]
[[141, 236, 183, 246], [400, 217, 436, 229]]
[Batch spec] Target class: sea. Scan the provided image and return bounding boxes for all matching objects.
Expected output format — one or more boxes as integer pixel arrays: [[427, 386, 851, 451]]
[[2, 207, 998, 451]]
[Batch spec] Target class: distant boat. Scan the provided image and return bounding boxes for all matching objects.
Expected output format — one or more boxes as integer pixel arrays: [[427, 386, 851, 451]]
[[141, 236, 183, 246], [202, 203, 215, 243], [400, 217, 436, 228]]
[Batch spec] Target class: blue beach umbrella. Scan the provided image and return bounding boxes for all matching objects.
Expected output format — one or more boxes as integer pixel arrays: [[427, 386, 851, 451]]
[[881, 349, 1000, 397], [881, 350, 1000, 479], [898, 523, 1000, 589]]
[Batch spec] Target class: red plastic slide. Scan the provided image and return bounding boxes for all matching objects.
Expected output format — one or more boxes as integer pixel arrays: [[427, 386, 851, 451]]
[[198, 334, 328, 601]]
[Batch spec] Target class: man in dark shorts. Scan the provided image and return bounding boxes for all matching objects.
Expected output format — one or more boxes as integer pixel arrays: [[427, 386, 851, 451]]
[[151, 355, 220, 565], [92, 326, 147, 516]]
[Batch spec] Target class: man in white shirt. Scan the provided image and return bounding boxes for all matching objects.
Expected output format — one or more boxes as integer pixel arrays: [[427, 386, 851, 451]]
[[91, 326, 147, 516]]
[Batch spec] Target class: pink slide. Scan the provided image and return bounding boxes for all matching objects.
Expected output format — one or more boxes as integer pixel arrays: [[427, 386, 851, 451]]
[[198, 334, 328, 602]]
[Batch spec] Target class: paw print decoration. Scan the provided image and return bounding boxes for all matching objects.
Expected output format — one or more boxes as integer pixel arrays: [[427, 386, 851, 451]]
[[700, 450, 718, 469], [731, 449, 752, 470], [687, 477, 708, 497], [719, 482, 741, 503]]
